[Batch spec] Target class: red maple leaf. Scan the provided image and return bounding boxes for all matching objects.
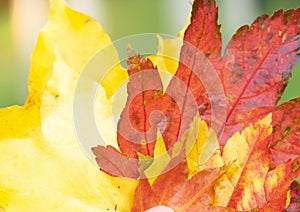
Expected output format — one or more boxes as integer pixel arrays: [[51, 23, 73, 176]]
[[93, 0, 300, 210], [113, 0, 300, 159]]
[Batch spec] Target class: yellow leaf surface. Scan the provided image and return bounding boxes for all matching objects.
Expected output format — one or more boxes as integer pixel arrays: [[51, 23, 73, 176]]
[[0, 0, 136, 211], [169, 113, 223, 179], [170, 114, 201, 160], [186, 117, 223, 178], [144, 130, 171, 185], [214, 114, 272, 209], [151, 35, 182, 91], [150, 35, 181, 71], [141, 113, 222, 184]]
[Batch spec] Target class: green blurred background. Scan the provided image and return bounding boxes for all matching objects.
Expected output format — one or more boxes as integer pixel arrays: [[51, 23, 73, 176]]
[[0, 0, 299, 107]]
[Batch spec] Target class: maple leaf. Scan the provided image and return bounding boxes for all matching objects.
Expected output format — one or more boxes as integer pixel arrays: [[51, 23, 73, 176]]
[[162, 0, 224, 151], [91, 50, 181, 178], [161, 0, 300, 148], [108, 0, 224, 176]]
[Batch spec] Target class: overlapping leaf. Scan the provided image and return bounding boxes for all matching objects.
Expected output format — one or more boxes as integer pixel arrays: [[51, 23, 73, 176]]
[[133, 162, 232, 212], [113, 0, 300, 161], [133, 115, 300, 211], [112, 0, 223, 172], [132, 0, 300, 150], [117, 50, 177, 158], [92, 51, 181, 178], [0, 0, 299, 211]]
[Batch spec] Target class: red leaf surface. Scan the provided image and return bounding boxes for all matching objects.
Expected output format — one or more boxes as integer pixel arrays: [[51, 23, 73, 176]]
[[117, 50, 180, 158], [219, 8, 300, 146], [269, 98, 300, 168], [157, 0, 300, 148], [94, 51, 181, 177], [164, 0, 223, 148], [122, 0, 300, 151], [113, 0, 300, 159], [113, 0, 223, 163]]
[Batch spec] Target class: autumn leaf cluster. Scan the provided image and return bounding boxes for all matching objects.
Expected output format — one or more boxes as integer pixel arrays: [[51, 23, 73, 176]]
[[0, 0, 299, 211], [93, 0, 300, 211]]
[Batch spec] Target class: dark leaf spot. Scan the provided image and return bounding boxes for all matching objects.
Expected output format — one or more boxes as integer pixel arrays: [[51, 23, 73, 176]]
[[282, 126, 292, 138]]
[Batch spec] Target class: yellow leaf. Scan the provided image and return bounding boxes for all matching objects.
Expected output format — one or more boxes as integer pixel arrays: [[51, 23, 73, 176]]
[[147, 35, 182, 91], [0, 138, 116, 211], [168, 113, 222, 179], [0, 0, 136, 211], [151, 35, 182, 73], [27, 0, 125, 106], [171, 113, 200, 160], [94, 85, 121, 150], [144, 130, 171, 185], [0, 106, 38, 139], [186, 116, 223, 178], [103, 174, 139, 212]]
